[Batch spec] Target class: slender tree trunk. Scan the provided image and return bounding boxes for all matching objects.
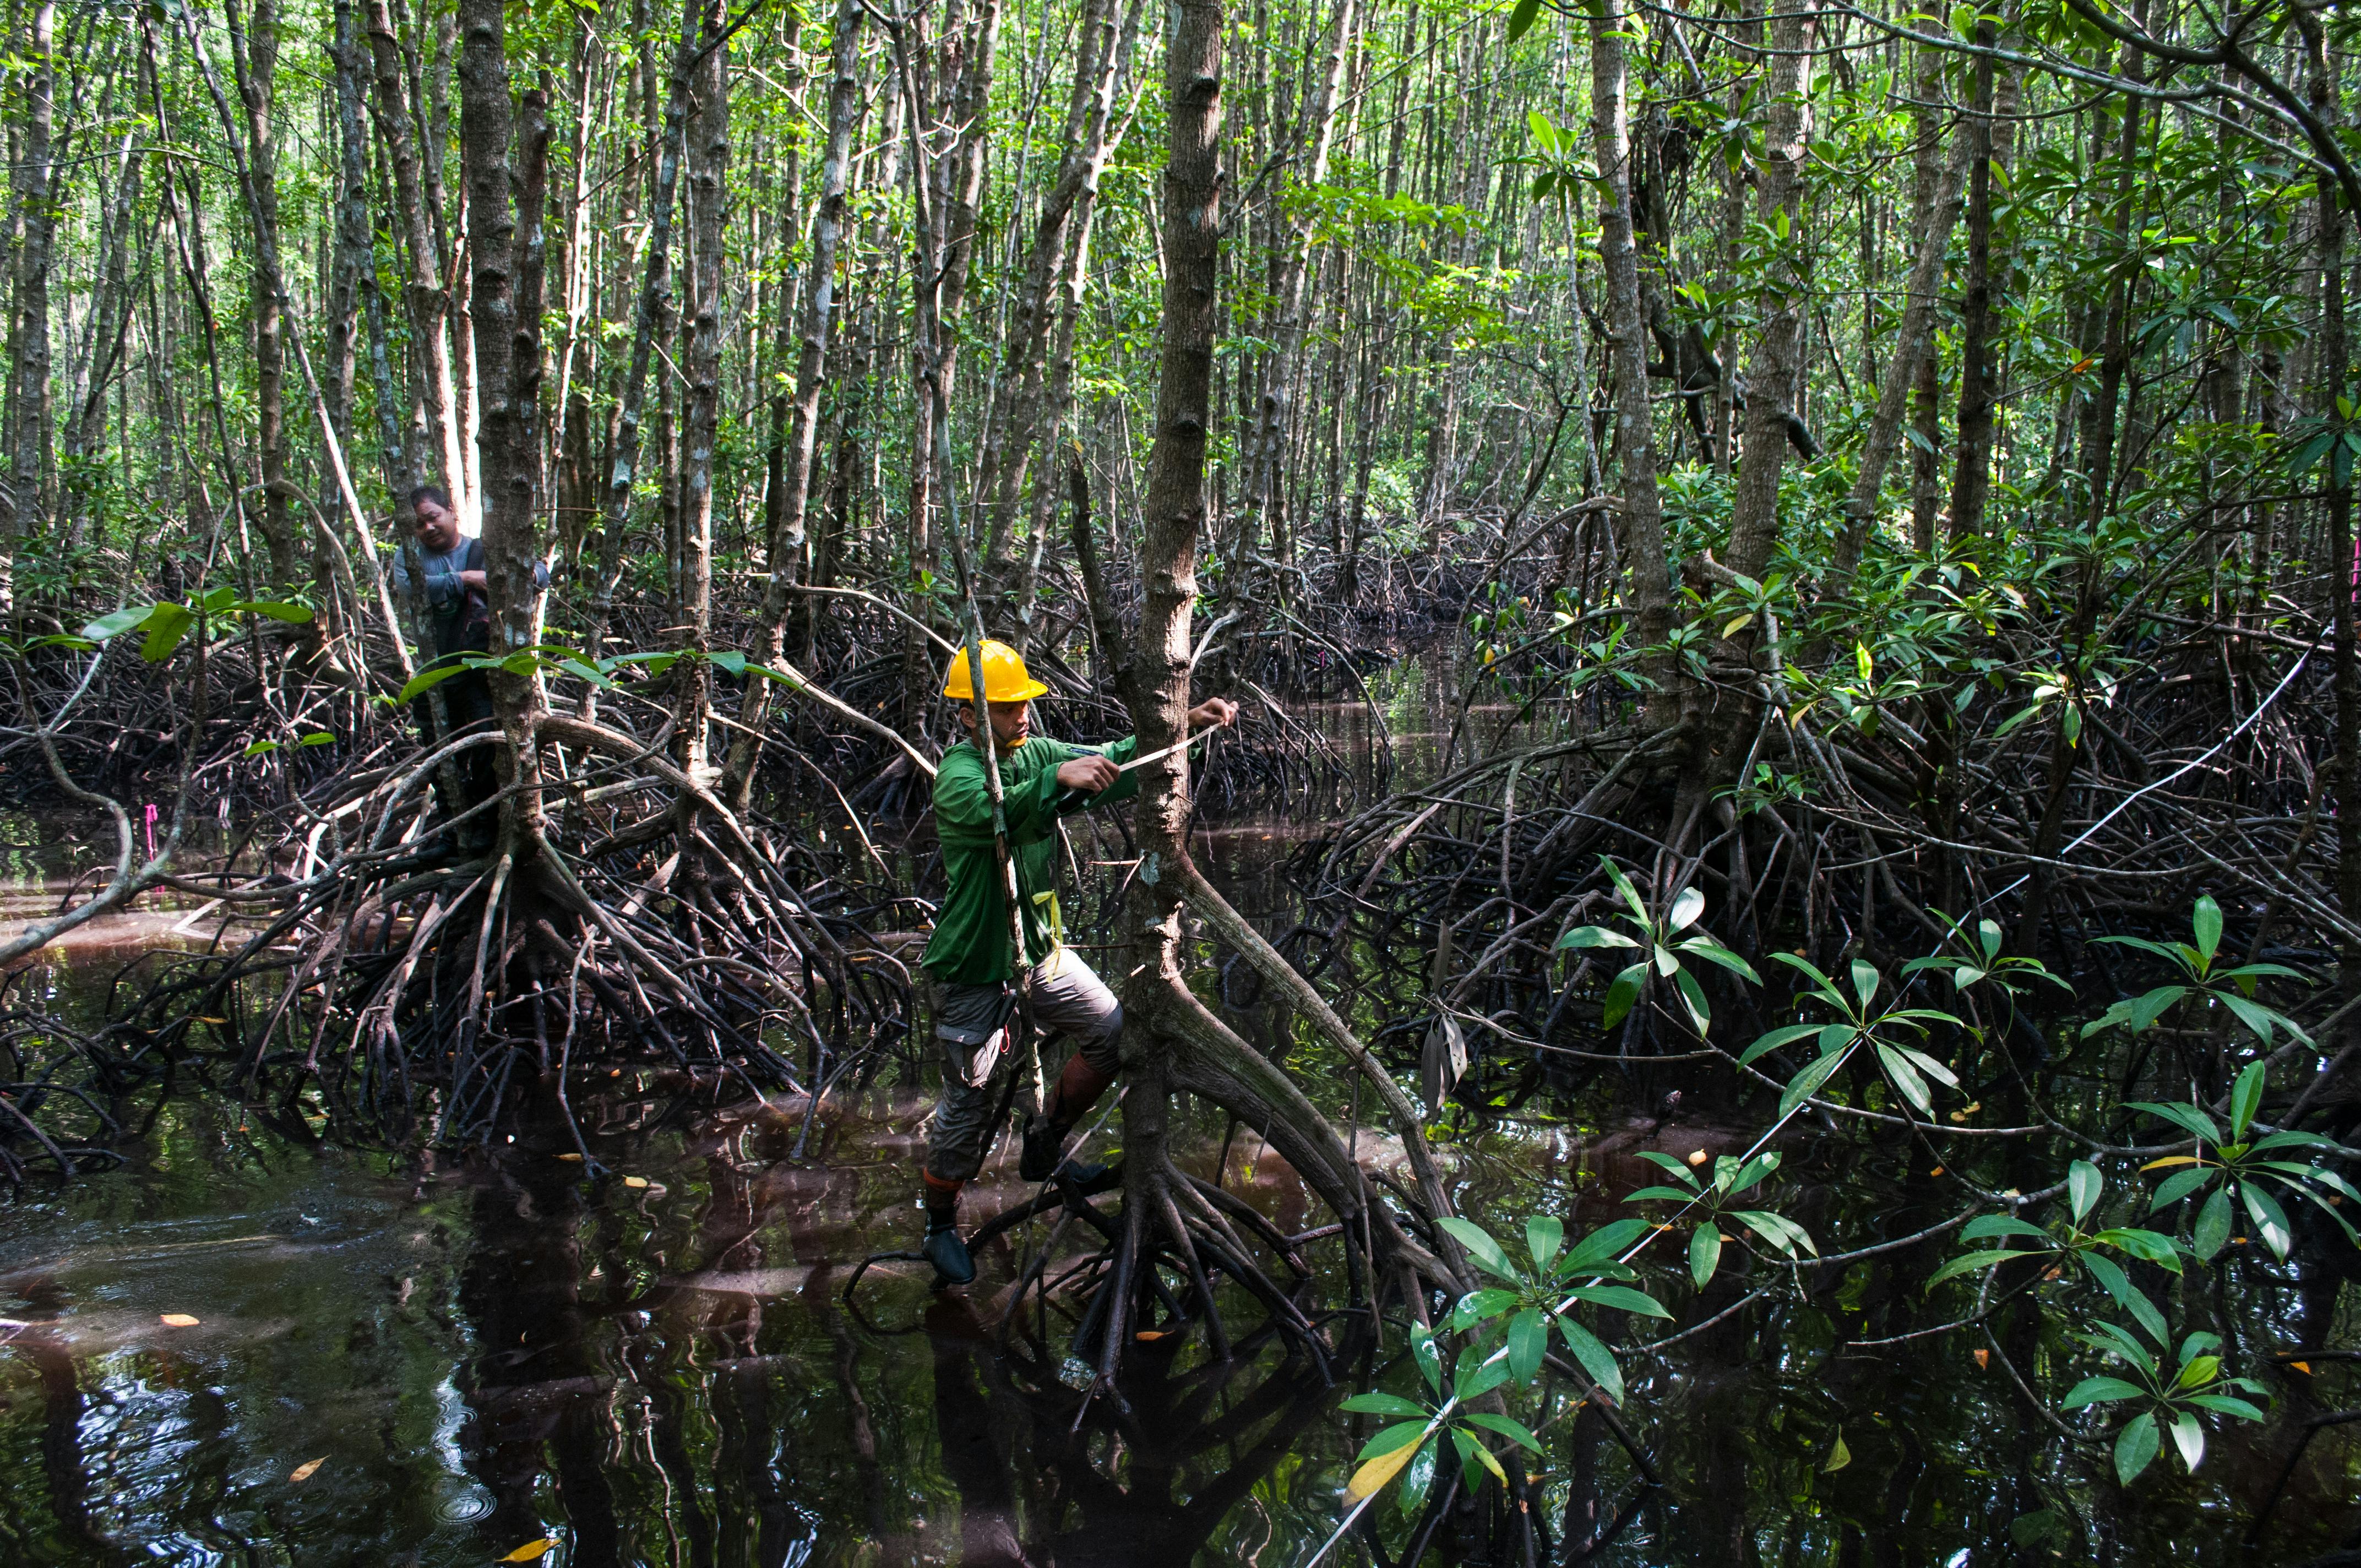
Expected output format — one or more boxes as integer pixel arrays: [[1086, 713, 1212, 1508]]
[[5, 0, 58, 601], [1836, 43, 1971, 576], [365, 0, 470, 519], [1588, 0, 1674, 709], [978, 0, 1140, 575], [1947, 40, 2020, 545], [1114, 0, 1230, 1357], [2082, 53, 2145, 531], [1009, 2, 1144, 651], [1232, 0, 1357, 577], [674, 0, 728, 788], [514, 89, 549, 529], [1096, 0, 1457, 1320], [581, 0, 696, 712], [724, 0, 859, 805], [2295, 13, 2361, 1028], [458, 0, 547, 843], [63, 123, 143, 545], [226, 0, 298, 584], [1722, 1, 1818, 584], [894, 0, 1002, 728]]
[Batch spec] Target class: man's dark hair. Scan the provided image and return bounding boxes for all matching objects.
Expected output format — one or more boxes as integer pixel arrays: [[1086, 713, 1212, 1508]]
[[410, 483, 454, 516]]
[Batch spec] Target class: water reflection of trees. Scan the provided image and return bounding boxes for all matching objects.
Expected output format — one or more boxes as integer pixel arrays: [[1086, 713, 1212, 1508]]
[[0, 1108, 2344, 1565], [443, 1088, 1373, 1567], [927, 1294, 1367, 1567]]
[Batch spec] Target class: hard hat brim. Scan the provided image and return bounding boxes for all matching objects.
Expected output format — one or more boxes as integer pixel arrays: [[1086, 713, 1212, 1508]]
[[942, 677, 1051, 702]]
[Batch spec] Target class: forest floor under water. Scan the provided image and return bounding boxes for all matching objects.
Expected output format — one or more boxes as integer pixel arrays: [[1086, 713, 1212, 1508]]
[[0, 652, 2354, 1567]]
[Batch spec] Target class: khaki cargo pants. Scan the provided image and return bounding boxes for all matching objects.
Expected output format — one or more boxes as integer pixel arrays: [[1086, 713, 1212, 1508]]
[[923, 949, 1123, 1184]]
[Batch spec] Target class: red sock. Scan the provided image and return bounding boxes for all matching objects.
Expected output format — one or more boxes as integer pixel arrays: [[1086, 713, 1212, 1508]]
[[922, 1169, 962, 1229], [1046, 1054, 1114, 1130]]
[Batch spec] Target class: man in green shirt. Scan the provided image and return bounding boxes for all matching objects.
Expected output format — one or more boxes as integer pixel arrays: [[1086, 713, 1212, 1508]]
[[919, 639, 1236, 1284]]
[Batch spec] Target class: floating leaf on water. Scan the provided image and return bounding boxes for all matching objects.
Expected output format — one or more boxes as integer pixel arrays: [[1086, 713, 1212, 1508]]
[[159, 1313, 201, 1327], [1686, 1149, 1709, 1166], [502, 1541, 559, 1563], [1928, 1167, 1945, 1178], [289, 1458, 324, 1483], [555, 1153, 584, 1162], [1973, 1348, 1990, 1370], [1134, 1329, 1169, 1342], [2291, 1360, 2313, 1374], [622, 1176, 649, 1189]]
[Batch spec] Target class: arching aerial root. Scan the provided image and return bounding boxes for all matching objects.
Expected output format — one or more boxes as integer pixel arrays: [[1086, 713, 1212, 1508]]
[[108, 711, 916, 1151]]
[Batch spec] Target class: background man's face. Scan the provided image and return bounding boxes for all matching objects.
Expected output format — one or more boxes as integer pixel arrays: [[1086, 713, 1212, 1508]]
[[414, 498, 459, 553]]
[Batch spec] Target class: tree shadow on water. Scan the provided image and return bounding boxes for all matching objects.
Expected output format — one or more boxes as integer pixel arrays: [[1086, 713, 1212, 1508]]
[[924, 1293, 1369, 1568]]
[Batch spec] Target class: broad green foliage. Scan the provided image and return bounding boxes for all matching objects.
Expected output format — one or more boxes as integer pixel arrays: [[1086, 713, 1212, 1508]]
[[2129, 1059, 2359, 1261], [1625, 1149, 1817, 1288], [2064, 1327, 2267, 1485], [1739, 952, 1963, 1118], [2086, 895, 2313, 1049], [396, 642, 807, 707], [1340, 1211, 1668, 1517], [1929, 1159, 2184, 1337], [1344, 895, 2348, 1522], [78, 586, 313, 663], [1554, 856, 1758, 1034], [1904, 912, 2070, 999]]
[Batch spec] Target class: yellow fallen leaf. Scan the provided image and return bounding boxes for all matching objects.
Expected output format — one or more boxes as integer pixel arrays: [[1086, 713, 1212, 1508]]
[[160, 1313, 201, 1327], [1343, 1434, 1426, 1503], [502, 1541, 559, 1564], [555, 1153, 584, 1162], [2291, 1360, 2312, 1375], [1686, 1149, 1709, 1167], [289, 1458, 324, 1483], [1972, 1348, 1990, 1370], [1134, 1329, 1169, 1342], [2232, 1236, 2250, 1246], [197, 1017, 227, 1025], [1928, 1167, 1945, 1178], [622, 1176, 649, 1189]]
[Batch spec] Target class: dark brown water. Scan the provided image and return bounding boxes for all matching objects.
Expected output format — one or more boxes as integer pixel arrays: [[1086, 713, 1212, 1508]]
[[2, 667, 2356, 1565]]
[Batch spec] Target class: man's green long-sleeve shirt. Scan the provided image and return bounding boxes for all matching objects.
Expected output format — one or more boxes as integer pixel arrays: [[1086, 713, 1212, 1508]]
[[921, 732, 1140, 985]]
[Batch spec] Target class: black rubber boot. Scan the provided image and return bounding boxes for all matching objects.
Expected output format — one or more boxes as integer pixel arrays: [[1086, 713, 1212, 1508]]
[[1020, 1114, 1072, 1182], [922, 1222, 975, 1287], [1054, 1158, 1114, 1191]]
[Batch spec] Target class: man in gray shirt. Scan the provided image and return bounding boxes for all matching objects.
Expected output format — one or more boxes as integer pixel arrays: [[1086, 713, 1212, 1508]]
[[390, 484, 547, 845]]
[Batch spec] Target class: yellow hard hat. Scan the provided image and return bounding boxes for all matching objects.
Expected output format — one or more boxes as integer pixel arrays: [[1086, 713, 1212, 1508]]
[[943, 639, 1049, 703]]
